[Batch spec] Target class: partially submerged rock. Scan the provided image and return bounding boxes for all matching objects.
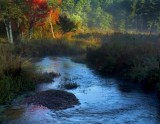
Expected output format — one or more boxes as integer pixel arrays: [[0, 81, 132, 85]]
[[33, 72, 60, 84], [62, 83, 79, 90], [24, 90, 79, 110]]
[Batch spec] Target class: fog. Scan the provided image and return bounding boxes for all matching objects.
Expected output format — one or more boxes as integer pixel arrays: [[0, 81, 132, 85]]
[[62, 0, 160, 33]]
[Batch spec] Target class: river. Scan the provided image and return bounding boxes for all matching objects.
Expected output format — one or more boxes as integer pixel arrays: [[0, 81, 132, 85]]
[[1, 57, 160, 124]]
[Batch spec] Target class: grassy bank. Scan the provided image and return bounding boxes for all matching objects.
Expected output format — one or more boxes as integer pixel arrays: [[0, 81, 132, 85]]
[[86, 32, 160, 92], [0, 37, 87, 105], [0, 44, 57, 104], [15, 39, 88, 57], [1, 31, 160, 103]]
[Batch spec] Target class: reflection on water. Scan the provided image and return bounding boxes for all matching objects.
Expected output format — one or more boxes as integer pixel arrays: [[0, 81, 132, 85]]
[[1, 57, 160, 124]]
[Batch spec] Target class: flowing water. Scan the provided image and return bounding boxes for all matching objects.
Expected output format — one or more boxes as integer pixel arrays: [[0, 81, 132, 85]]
[[1, 57, 160, 124]]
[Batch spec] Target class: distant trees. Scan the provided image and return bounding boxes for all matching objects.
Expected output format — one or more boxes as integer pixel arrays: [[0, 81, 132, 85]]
[[130, 0, 160, 32], [61, 0, 160, 33], [61, 0, 74, 13], [1, 0, 160, 43], [61, 0, 113, 30]]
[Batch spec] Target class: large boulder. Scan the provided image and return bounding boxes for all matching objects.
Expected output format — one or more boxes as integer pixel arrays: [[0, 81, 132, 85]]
[[24, 90, 79, 110]]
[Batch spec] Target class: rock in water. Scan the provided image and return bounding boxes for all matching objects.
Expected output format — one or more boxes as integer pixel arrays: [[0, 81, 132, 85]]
[[24, 90, 79, 110]]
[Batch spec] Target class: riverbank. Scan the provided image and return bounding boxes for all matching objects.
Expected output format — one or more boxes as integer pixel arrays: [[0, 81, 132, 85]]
[[1, 32, 160, 105], [86, 36, 160, 94], [0, 44, 59, 105]]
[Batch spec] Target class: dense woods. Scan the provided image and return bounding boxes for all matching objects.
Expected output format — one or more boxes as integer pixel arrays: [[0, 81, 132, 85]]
[[1, 0, 160, 43]]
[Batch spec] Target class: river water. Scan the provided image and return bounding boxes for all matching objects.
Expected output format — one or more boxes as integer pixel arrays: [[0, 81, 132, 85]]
[[1, 57, 160, 124]]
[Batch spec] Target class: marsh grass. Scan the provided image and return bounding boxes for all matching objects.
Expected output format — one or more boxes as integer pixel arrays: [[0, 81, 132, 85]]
[[86, 32, 160, 92], [15, 39, 87, 57], [0, 44, 58, 104], [74, 31, 159, 43]]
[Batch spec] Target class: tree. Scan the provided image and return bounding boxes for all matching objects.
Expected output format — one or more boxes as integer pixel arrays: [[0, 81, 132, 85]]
[[25, 0, 49, 39], [69, 14, 83, 29], [57, 15, 77, 35], [130, 0, 160, 32], [0, 0, 24, 43], [74, 0, 91, 27], [47, 0, 62, 38], [100, 12, 113, 30], [61, 0, 75, 14]]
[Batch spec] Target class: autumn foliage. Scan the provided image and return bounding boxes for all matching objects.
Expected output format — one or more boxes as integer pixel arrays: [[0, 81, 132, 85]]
[[49, 0, 62, 24], [49, 8, 60, 25], [25, 0, 48, 28], [24, 0, 61, 38]]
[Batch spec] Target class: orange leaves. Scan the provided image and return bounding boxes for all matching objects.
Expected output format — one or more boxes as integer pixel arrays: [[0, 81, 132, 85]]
[[49, 8, 60, 24], [25, 0, 62, 27], [47, 0, 62, 24], [24, 0, 62, 38], [26, 0, 47, 7], [58, 0, 62, 4]]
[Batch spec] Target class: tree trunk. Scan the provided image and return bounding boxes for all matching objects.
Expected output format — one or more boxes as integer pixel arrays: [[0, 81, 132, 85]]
[[49, 13, 55, 39], [29, 22, 33, 39], [49, 21, 55, 38], [8, 21, 13, 44], [3, 19, 10, 43]]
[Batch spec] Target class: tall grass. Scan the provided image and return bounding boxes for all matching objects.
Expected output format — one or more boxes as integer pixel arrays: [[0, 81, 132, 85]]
[[74, 31, 159, 43], [0, 44, 35, 104], [0, 44, 56, 104], [87, 33, 160, 92], [15, 39, 87, 57]]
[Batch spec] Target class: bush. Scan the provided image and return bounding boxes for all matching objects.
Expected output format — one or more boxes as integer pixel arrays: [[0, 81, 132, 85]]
[[0, 76, 34, 104]]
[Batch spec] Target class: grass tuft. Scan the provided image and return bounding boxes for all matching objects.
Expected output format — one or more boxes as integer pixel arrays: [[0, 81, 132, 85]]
[[0, 44, 58, 104]]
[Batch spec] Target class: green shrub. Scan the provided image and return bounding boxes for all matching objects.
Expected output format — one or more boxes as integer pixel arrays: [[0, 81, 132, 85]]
[[0, 75, 34, 104]]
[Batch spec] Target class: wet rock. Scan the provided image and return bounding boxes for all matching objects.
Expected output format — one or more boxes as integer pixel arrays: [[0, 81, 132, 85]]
[[23, 90, 79, 110], [62, 83, 79, 90]]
